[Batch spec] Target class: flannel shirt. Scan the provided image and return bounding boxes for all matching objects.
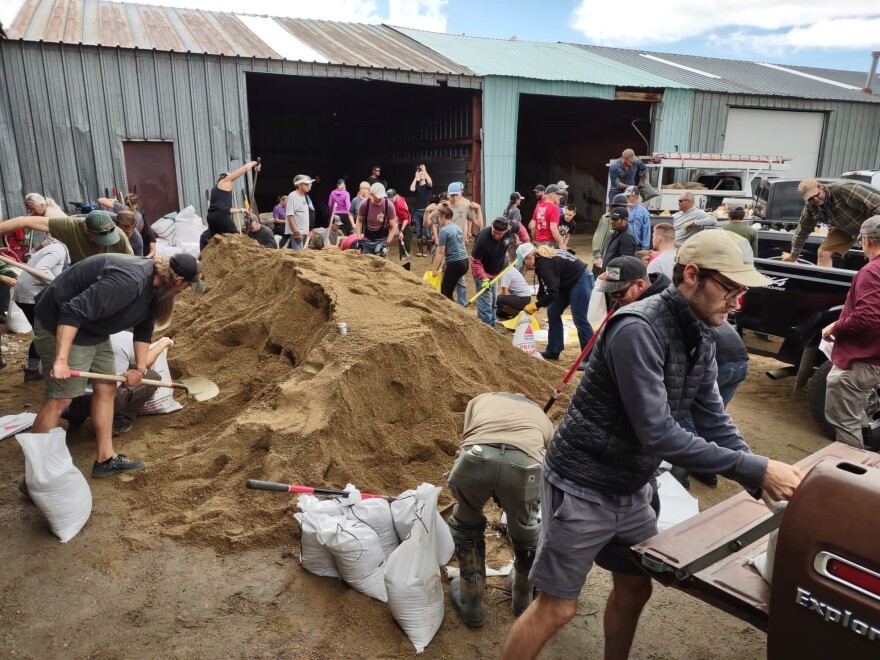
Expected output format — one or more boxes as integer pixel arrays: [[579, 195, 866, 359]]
[[791, 181, 880, 257]]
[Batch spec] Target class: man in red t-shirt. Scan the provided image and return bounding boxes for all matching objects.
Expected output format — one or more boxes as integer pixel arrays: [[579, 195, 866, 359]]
[[531, 184, 564, 247], [387, 189, 413, 270]]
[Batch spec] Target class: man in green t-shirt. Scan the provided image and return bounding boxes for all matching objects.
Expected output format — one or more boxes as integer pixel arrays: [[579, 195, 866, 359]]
[[0, 210, 132, 263], [721, 203, 759, 257]]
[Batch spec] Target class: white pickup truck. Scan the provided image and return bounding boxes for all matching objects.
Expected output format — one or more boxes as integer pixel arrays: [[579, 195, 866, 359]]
[[607, 153, 792, 214]]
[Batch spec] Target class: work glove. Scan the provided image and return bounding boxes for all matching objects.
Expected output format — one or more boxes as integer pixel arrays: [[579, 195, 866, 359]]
[[480, 279, 491, 291], [524, 302, 538, 316]]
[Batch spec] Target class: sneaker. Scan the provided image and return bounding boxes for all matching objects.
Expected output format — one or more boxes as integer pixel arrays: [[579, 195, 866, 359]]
[[112, 419, 134, 436], [692, 472, 718, 488], [92, 454, 146, 478], [23, 367, 43, 382], [540, 350, 560, 360]]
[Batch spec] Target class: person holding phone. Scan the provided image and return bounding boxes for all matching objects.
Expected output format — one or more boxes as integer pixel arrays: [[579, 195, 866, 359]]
[[410, 164, 433, 256]]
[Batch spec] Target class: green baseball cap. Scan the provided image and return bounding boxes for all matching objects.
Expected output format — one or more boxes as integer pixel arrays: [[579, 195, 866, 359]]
[[84, 210, 121, 246]]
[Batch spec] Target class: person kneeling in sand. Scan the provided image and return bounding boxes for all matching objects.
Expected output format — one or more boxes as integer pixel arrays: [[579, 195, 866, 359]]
[[308, 216, 346, 250], [29, 253, 205, 479]]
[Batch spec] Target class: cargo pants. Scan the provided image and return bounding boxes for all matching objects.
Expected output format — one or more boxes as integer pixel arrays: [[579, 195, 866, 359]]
[[825, 362, 880, 449]]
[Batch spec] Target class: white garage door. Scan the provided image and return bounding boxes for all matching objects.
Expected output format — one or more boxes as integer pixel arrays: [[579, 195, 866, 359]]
[[722, 108, 824, 179]]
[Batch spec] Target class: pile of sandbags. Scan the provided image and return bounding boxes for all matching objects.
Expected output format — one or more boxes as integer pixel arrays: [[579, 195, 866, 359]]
[[293, 482, 447, 653], [153, 205, 204, 258]]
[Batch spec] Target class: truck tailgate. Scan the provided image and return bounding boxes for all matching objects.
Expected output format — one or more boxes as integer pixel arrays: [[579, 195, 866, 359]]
[[633, 443, 880, 629]]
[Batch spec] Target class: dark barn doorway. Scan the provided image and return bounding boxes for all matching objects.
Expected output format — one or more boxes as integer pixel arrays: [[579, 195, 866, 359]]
[[122, 141, 180, 224]]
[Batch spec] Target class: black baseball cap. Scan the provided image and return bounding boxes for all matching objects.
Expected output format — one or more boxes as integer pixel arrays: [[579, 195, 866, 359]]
[[491, 217, 509, 231], [533, 185, 545, 193], [611, 193, 630, 207], [509, 192, 524, 201], [610, 207, 629, 220], [170, 253, 205, 294], [596, 256, 647, 293]]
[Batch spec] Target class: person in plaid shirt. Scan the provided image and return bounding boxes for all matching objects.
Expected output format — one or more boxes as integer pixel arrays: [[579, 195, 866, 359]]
[[784, 178, 880, 267]]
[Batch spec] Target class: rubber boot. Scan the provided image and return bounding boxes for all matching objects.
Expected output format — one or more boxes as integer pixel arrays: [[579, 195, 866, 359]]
[[508, 546, 536, 616], [449, 539, 485, 628]]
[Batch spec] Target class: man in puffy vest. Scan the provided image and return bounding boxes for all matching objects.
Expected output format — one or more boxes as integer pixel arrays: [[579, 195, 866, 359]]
[[501, 230, 804, 660]]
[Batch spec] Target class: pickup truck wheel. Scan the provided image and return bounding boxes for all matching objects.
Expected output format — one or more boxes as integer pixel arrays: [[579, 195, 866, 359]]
[[808, 360, 880, 448]]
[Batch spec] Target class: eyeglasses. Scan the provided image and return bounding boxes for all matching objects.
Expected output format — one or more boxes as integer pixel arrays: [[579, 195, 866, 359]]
[[707, 274, 748, 300], [608, 282, 635, 300]]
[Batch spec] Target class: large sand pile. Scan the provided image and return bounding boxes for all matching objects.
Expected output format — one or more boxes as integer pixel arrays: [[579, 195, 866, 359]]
[[129, 236, 567, 552]]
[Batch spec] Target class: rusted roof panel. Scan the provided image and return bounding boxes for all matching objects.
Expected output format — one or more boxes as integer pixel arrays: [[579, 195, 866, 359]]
[[5, 0, 473, 75]]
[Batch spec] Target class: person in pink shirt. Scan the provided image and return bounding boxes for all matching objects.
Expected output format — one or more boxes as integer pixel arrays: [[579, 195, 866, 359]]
[[388, 189, 413, 270], [531, 184, 564, 247], [328, 180, 352, 235]]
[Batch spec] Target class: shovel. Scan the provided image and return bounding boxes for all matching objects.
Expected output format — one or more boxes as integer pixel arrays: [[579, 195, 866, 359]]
[[0, 253, 54, 284], [246, 480, 396, 502], [69, 370, 219, 402]]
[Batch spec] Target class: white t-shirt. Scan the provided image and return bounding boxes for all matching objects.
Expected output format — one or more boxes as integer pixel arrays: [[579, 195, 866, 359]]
[[12, 241, 70, 304], [285, 191, 309, 235], [500, 268, 531, 297], [647, 249, 676, 280]]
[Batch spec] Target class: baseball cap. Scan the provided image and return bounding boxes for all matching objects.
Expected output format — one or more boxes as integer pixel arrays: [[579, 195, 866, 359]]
[[622, 148, 636, 159], [859, 215, 880, 239], [729, 202, 745, 212], [596, 256, 647, 293], [556, 181, 569, 190], [370, 182, 387, 198], [516, 243, 535, 262], [293, 174, 314, 186], [624, 186, 639, 197], [447, 182, 463, 195], [84, 210, 120, 246], [337, 179, 345, 185], [610, 207, 629, 220], [169, 253, 206, 294], [386, 188, 397, 198], [544, 184, 561, 195], [492, 217, 509, 231], [798, 178, 821, 201], [509, 192, 524, 201], [532, 184, 545, 193], [333, 215, 343, 226], [611, 193, 630, 207], [676, 230, 771, 288]]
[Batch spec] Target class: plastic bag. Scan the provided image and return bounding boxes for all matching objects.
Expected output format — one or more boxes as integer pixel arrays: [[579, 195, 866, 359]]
[[6, 299, 32, 334], [318, 518, 388, 602], [752, 500, 788, 584], [391, 483, 454, 566], [512, 313, 543, 359], [341, 489, 399, 559], [384, 484, 444, 653], [17, 428, 92, 542], [294, 495, 346, 578], [422, 270, 442, 292], [587, 276, 608, 329]]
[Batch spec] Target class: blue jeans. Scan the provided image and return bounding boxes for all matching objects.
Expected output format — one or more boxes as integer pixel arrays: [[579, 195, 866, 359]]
[[413, 210, 425, 240], [473, 276, 497, 326], [546, 270, 594, 354], [717, 360, 748, 406], [456, 277, 467, 306], [287, 235, 304, 250], [363, 239, 388, 258]]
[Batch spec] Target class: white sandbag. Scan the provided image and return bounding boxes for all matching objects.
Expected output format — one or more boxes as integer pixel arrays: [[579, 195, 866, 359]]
[[317, 518, 388, 602], [294, 511, 343, 578], [752, 500, 788, 584], [384, 484, 444, 653], [655, 471, 700, 532], [6, 299, 32, 334], [587, 276, 608, 329], [138, 344, 183, 415], [391, 483, 454, 566], [512, 313, 544, 360], [1, 412, 37, 440], [153, 206, 202, 257], [16, 428, 92, 543], [341, 488, 399, 559]]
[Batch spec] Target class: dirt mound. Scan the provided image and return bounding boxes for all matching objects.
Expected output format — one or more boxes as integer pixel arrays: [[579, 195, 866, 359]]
[[128, 236, 566, 552]]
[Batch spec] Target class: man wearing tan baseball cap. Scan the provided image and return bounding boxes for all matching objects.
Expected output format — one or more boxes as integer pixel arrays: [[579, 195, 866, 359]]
[[783, 178, 880, 267]]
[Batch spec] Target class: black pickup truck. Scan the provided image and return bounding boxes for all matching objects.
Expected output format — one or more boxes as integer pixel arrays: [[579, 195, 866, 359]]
[[735, 252, 879, 448]]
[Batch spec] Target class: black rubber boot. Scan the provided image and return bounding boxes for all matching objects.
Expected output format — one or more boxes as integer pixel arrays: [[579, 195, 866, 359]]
[[508, 546, 536, 616], [449, 539, 485, 628]]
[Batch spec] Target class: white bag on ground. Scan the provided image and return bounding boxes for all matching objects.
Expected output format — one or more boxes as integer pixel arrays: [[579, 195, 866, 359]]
[[138, 343, 183, 415], [391, 483, 454, 566], [294, 495, 346, 578], [6, 299, 32, 333], [512, 313, 544, 360], [384, 484, 444, 653], [317, 518, 388, 602], [340, 488, 399, 559], [587, 276, 608, 329], [16, 428, 92, 542], [752, 500, 788, 584]]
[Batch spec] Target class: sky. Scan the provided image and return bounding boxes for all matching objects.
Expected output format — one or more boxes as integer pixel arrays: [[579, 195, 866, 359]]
[[1, 0, 879, 73]]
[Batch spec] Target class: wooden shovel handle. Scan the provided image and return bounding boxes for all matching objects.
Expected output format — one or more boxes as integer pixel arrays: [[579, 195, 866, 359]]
[[0, 253, 53, 284], [68, 369, 182, 390]]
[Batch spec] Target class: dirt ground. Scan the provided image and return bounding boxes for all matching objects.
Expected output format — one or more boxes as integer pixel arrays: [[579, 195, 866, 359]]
[[0, 231, 833, 659]]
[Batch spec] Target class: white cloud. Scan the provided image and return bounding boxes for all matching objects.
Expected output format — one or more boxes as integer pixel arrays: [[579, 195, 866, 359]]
[[571, 0, 880, 51], [387, 0, 447, 31]]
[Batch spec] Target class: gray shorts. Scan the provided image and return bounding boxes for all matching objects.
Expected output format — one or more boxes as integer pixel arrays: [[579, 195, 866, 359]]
[[530, 474, 657, 599]]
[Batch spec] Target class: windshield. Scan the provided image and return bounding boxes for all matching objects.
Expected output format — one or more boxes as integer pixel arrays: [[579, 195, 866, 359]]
[[842, 174, 871, 184]]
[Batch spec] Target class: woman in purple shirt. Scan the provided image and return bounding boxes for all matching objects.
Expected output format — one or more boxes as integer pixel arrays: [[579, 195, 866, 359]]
[[328, 180, 353, 234], [273, 195, 289, 247]]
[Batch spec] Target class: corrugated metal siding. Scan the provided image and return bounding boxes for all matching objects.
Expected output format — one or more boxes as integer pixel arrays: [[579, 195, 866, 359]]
[[688, 93, 880, 176], [653, 88, 694, 153]]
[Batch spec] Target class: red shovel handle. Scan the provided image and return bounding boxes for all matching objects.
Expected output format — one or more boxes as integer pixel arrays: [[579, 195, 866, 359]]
[[245, 480, 385, 499]]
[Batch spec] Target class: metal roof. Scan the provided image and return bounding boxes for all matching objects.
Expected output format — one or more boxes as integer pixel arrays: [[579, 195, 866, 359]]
[[5, 0, 473, 75], [395, 27, 685, 88], [573, 45, 880, 104]]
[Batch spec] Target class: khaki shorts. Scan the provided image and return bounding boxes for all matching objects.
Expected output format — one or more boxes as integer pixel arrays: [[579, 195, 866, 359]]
[[32, 319, 117, 399], [819, 227, 858, 256]]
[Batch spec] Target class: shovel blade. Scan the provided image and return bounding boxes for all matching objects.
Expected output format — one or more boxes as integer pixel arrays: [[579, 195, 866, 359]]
[[178, 377, 219, 401]]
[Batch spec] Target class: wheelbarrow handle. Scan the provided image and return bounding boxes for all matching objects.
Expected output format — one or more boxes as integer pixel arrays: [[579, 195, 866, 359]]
[[68, 369, 185, 392]]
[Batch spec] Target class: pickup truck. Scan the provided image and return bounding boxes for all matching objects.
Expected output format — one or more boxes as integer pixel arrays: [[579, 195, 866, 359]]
[[734, 252, 879, 448], [634, 442, 880, 658]]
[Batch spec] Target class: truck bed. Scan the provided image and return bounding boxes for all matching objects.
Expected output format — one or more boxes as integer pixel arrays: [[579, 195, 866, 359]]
[[633, 443, 880, 629]]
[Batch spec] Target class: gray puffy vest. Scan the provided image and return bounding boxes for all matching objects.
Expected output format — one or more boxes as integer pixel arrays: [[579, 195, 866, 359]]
[[545, 285, 715, 495]]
